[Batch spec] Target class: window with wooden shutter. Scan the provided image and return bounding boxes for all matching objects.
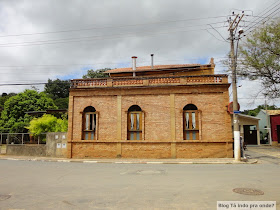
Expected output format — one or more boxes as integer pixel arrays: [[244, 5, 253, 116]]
[[127, 105, 142, 140], [82, 106, 97, 140], [183, 104, 199, 140]]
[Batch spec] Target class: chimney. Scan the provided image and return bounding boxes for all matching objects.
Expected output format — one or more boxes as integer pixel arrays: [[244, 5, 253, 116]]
[[132, 56, 137, 77], [151, 54, 154, 69], [210, 57, 214, 65]]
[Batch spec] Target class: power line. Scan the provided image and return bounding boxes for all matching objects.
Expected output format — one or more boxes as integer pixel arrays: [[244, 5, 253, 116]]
[[0, 57, 228, 69], [237, 1, 278, 37], [246, 0, 280, 24], [0, 83, 47, 86], [206, 29, 228, 42], [207, 24, 229, 42], [246, 6, 280, 33], [241, 2, 280, 38], [249, 15, 280, 19], [0, 15, 229, 38], [0, 25, 227, 48]]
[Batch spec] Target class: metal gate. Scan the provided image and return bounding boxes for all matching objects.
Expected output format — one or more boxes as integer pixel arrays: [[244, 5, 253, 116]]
[[0, 133, 46, 145]]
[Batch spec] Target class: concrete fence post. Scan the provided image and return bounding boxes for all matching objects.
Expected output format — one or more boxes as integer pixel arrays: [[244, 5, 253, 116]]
[[22, 133, 24, 145]]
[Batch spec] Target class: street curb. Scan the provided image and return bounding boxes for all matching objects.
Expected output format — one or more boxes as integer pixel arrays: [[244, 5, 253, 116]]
[[0, 157, 258, 164]]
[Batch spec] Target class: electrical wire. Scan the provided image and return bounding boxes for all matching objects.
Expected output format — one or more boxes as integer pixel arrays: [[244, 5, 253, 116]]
[[0, 16, 229, 38], [245, 0, 280, 25], [249, 15, 280, 19], [245, 6, 280, 33], [0, 57, 228, 69], [0, 25, 228, 48], [0, 83, 47, 86], [241, 2, 280, 38], [206, 24, 229, 43]]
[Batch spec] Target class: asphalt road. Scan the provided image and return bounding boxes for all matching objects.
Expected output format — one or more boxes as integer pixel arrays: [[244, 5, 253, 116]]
[[0, 149, 280, 210]]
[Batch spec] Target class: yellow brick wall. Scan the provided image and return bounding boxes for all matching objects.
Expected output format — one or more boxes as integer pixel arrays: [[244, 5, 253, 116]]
[[121, 95, 171, 141], [72, 96, 118, 141], [70, 142, 232, 158], [176, 142, 231, 158], [174, 93, 230, 141], [121, 143, 171, 158], [68, 84, 233, 158], [71, 142, 117, 158]]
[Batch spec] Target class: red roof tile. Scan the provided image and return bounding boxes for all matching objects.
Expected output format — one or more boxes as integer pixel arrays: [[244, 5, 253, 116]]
[[105, 64, 204, 73]]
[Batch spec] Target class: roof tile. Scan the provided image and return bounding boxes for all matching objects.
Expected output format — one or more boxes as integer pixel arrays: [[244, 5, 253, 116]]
[[105, 64, 202, 73]]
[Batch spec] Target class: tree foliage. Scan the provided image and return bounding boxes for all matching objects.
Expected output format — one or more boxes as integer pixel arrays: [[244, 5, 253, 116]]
[[44, 79, 70, 109], [242, 104, 278, 116], [27, 114, 68, 136], [0, 93, 17, 109], [44, 79, 70, 99], [53, 97, 69, 110], [239, 20, 280, 98], [82, 68, 111, 79], [0, 90, 57, 133]]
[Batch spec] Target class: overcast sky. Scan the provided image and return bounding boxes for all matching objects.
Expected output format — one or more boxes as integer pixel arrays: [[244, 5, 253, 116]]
[[0, 0, 279, 110]]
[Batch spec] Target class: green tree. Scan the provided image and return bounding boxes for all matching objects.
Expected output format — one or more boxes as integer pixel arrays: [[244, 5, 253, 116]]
[[53, 98, 69, 110], [242, 104, 278, 116], [82, 68, 111, 79], [44, 79, 70, 99], [1, 93, 16, 122], [239, 20, 280, 98], [0, 92, 17, 110], [0, 95, 7, 113], [0, 90, 57, 133], [44, 79, 70, 109], [27, 114, 68, 136]]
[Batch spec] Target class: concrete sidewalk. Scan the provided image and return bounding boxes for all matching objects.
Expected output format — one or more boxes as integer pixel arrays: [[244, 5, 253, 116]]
[[247, 145, 280, 158], [0, 154, 257, 164]]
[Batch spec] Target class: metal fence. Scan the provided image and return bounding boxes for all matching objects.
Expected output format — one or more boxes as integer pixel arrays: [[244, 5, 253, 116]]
[[0, 133, 47, 145]]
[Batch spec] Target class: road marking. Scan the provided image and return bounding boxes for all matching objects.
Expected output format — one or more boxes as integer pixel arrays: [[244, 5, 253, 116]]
[[83, 161, 98, 163], [6, 158, 18, 161], [30, 159, 37, 161], [115, 161, 133, 164], [147, 162, 163, 164], [179, 162, 193, 164], [57, 160, 70, 162]]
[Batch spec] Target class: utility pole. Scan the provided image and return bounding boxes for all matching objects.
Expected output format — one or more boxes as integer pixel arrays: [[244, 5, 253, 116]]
[[228, 12, 244, 161]]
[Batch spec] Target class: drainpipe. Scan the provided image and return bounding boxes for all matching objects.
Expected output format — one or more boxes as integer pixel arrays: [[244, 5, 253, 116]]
[[132, 56, 137, 77]]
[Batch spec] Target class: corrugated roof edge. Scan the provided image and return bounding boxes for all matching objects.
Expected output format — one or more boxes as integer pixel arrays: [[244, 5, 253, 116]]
[[238, 114, 261, 120]]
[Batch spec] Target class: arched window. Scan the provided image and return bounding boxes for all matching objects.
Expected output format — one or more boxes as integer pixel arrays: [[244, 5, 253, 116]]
[[183, 104, 199, 140], [128, 105, 143, 140], [83, 106, 97, 140]]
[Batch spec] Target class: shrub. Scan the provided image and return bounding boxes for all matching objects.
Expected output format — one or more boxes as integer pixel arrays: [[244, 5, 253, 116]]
[[27, 114, 68, 136]]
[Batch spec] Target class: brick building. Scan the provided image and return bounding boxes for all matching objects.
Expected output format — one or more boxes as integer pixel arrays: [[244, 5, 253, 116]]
[[67, 57, 233, 158]]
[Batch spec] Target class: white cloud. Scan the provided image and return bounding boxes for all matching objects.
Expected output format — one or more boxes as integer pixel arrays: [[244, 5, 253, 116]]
[[0, 0, 279, 109]]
